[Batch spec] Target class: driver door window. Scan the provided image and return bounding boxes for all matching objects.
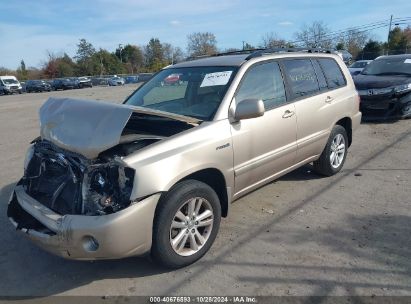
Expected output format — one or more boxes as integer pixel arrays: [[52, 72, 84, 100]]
[[235, 61, 286, 110]]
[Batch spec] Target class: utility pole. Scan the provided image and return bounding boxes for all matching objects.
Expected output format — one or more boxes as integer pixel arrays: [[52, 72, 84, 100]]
[[387, 15, 393, 55], [118, 44, 123, 63]]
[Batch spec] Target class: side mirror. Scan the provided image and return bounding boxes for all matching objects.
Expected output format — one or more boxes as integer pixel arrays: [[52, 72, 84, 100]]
[[233, 99, 265, 121]]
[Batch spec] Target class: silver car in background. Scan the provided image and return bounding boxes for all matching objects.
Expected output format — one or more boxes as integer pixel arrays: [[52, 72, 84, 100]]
[[108, 76, 125, 86], [7, 49, 361, 268], [348, 60, 373, 75]]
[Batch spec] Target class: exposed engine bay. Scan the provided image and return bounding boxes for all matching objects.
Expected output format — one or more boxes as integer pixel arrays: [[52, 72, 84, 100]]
[[22, 139, 139, 216], [19, 97, 197, 216]]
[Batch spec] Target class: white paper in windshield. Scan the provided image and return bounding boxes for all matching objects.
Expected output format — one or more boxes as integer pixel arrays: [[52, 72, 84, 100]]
[[404, 59, 411, 63], [200, 71, 233, 87]]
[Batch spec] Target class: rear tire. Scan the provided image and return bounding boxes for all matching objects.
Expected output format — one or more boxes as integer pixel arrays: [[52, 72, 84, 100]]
[[313, 125, 348, 176], [152, 180, 221, 268]]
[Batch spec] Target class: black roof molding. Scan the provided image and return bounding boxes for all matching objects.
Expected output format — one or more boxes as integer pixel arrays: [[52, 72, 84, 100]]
[[245, 48, 334, 60], [185, 47, 335, 62]]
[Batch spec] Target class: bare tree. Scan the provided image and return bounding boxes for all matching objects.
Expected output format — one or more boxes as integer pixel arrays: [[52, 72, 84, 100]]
[[163, 43, 185, 64], [294, 21, 333, 48], [260, 32, 287, 48], [187, 32, 217, 57], [339, 29, 369, 58]]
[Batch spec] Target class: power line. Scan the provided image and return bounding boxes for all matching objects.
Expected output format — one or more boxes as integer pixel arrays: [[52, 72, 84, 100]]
[[287, 17, 411, 46]]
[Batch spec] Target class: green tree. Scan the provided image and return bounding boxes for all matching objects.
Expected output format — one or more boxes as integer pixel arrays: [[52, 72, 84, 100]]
[[75, 38, 96, 75], [92, 49, 125, 75], [388, 27, 408, 54], [359, 40, 383, 60], [115, 44, 144, 73], [56, 53, 76, 77], [42, 52, 77, 78], [336, 42, 345, 50], [145, 38, 167, 71], [187, 32, 217, 57], [16, 59, 28, 80]]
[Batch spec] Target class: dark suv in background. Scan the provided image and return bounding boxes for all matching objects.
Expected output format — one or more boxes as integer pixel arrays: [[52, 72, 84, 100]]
[[52, 78, 76, 90], [354, 54, 411, 120], [25, 80, 52, 93]]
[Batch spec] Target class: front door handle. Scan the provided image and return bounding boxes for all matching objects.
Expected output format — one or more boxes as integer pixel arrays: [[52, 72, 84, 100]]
[[325, 96, 334, 103], [282, 110, 295, 118]]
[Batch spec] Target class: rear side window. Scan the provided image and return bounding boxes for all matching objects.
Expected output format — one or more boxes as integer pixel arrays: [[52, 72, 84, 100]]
[[282, 59, 319, 98], [236, 61, 286, 110], [318, 58, 346, 89], [311, 60, 328, 90]]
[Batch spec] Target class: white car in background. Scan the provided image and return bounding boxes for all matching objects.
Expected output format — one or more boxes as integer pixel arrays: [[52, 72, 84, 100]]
[[0, 75, 23, 95], [108, 76, 125, 86], [348, 60, 372, 76]]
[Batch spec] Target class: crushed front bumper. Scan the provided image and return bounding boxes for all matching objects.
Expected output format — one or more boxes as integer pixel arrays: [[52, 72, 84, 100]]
[[359, 91, 411, 120], [7, 184, 161, 260]]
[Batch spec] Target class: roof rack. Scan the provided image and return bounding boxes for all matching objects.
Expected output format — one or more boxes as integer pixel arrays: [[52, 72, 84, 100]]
[[245, 48, 335, 60], [186, 49, 263, 61], [185, 47, 335, 62]]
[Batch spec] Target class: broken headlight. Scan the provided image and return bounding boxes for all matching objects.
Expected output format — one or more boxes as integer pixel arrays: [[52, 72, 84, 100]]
[[23, 145, 35, 172], [82, 164, 135, 215], [395, 83, 411, 93]]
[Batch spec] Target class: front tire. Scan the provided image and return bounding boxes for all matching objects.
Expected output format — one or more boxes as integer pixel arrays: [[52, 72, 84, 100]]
[[313, 125, 348, 176], [152, 180, 221, 268]]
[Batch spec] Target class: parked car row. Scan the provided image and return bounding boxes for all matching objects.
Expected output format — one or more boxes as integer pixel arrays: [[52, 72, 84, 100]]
[[1, 73, 155, 96]]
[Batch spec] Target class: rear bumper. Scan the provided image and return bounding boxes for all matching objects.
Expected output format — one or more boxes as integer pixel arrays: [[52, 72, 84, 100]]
[[352, 111, 362, 131], [7, 184, 160, 260]]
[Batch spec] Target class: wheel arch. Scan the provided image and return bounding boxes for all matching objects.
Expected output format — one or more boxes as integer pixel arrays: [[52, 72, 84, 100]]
[[335, 117, 352, 147], [160, 168, 229, 218]]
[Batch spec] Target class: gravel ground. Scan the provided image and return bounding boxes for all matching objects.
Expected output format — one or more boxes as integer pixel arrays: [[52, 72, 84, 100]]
[[0, 86, 410, 297]]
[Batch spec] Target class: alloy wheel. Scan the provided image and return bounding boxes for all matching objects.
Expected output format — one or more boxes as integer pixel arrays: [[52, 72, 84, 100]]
[[169, 197, 214, 256], [330, 133, 346, 169]]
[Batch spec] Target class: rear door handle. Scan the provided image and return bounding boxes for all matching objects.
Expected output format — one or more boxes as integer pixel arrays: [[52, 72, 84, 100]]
[[325, 96, 334, 103], [282, 110, 295, 118]]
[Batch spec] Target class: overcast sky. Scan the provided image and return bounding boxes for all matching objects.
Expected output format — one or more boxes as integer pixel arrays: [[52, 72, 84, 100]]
[[1, 0, 410, 69]]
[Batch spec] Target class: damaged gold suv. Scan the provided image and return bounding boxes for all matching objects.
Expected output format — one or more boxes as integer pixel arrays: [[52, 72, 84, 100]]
[[7, 49, 361, 268]]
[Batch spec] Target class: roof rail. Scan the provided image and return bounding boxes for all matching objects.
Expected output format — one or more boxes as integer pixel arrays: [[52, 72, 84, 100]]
[[186, 49, 264, 61], [245, 47, 335, 60], [184, 47, 335, 62], [214, 48, 266, 57]]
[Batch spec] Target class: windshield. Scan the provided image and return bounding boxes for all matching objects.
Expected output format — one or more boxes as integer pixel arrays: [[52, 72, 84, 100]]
[[361, 57, 411, 76], [350, 61, 369, 68], [3, 79, 18, 84], [125, 66, 237, 120]]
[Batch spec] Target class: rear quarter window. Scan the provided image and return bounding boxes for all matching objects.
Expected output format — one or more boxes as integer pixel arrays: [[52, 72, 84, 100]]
[[318, 58, 346, 89], [282, 59, 320, 98]]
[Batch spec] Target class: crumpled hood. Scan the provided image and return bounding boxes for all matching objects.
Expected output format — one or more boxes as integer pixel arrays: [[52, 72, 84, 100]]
[[39, 98, 133, 159]]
